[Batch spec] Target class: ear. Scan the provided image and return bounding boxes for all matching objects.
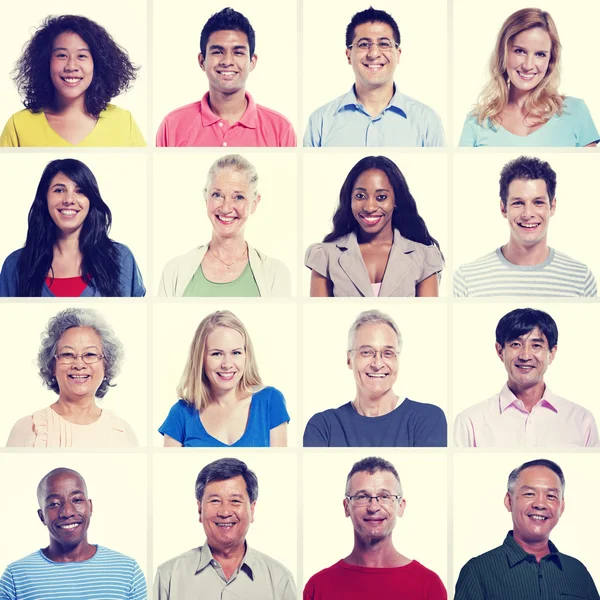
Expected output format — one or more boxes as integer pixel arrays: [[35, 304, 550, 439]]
[[38, 508, 45, 525], [250, 194, 261, 214], [548, 344, 557, 364], [89, 499, 93, 517], [495, 342, 505, 361], [347, 351, 353, 369], [346, 48, 352, 64], [250, 501, 256, 523], [343, 497, 350, 518], [397, 497, 406, 518], [504, 492, 513, 513], [249, 53, 257, 72], [198, 52, 206, 72], [500, 200, 507, 218], [197, 499, 203, 523], [558, 497, 565, 518], [550, 196, 556, 216], [396, 47, 402, 61]]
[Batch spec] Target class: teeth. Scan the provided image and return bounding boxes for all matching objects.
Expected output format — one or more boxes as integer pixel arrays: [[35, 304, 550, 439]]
[[518, 72, 536, 80], [59, 523, 80, 529], [219, 71, 236, 75], [519, 223, 539, 228], [362, 216, 382, 223], [59, 210, 77, 216], [70, 375, 89, 379], [218, 372, 235, 379], [530, 515, 546, 520], [216, 523, 235, 527], [62, 78, 81, 83], [217, 216, 235, 223], [367, 373, 387, 378]]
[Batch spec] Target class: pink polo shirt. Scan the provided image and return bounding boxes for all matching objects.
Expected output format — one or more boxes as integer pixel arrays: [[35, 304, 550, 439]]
[[156, 91, 296, 147]]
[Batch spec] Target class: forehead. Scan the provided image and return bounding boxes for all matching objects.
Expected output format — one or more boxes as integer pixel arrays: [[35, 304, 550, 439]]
[[511, 27, 552, 50], [203, 475, 249, 498], [206, 326, 244, 349], [515, 465, 562, 492], [53, 31, 89, 50], [348, 470, 399, 494], [507, 178, 549, 200], [352, 21, 395, 41], [209, 167, 252, 191], [58, 326, 102, 349], [506, 326, 548, 345], [354, 322, 397, 347], [353, 169, 392, 190], [206, 29, 250, 49], [43, 472, 87, 497], [48, 172, 76, 188]]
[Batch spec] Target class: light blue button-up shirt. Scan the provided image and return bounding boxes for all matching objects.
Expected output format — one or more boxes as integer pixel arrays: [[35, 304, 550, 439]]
[[303, 85, 445, 147]]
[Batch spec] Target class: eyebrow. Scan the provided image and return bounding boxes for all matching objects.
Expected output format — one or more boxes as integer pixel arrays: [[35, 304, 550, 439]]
[[350, 487, 397, 495], [357, 344, 396, 349], [53, 46, 91, 52], [509, 195, 548, 201], [353, 186, 391, 193], [512, 44, 550, 52], [207, 347, 244, 352], [208, 44, 248, 51], [519, 485, 560, 494], [45, 489, 86, 500], [356, 36, 394, 42], [510, 336, 546, 343], [57, 345, 101, 351]]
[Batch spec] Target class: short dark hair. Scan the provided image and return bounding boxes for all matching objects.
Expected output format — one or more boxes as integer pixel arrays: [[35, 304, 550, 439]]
[[499, 156, 557, 208], [37, 467, 87, 507], [507, 459, 565, 496], [345, 456, 402, 495], [495, 308, 558, 349], [345, 7, 400, 47], [200, 8, 256, 57], [195, 458, 258, 503]]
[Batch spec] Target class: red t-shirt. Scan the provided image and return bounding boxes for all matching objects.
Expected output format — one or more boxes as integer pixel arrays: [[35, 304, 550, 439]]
[[45, 276, 87, 297], [303, 559, 447, 600]]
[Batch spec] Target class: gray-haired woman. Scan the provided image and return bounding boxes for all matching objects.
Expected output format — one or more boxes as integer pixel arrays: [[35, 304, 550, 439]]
[[6, 308, 137, 447]]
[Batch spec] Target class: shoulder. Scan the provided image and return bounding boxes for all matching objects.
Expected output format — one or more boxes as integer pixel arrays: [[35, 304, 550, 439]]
[[562, 96, 589, 114], [551, 249, 592, 273], [161, 101, 202, 123], [5, 550, 44, 571], [309, 93, 350, 119], [6, 414, 35, 446], [247, 546, 294, 579], [156, 547, 201, 576], [456, 395, 498, 420], [253, 386, 284, 401], [305, 560, 343, 587], [112, 242, 136, 262], [163, 246, 207, 273], [100, 104, 134, 122], [309, 403, 352, 423], [248, 245, 286, 271], [457, 250, 501, 273], [9, 108, 40, 125], [461, 542, 506, 570], [398, 92, 441, 120], [555, 551, 594, 574], [1, 248, 23, 269], [168, 399, 196, 415], [402, 399, 445, 419], [254, 102, 294, 128], [96, 545, 138, 566]]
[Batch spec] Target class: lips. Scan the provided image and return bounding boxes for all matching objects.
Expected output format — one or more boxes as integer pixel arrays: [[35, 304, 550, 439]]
[[216, 70, 238, 80], [216, 215, 236, 224], [60, 76, 83, 86], [359, 214, 384, 226], [57, 521, 82, 530], [528, 514, 548, 521], [217, 371, 236, 381], [58, 208, 80, 219], [516, 70, 537, 81], [366, 373, 388, 378], [518, 222, 539, 229], [215, 521, 236, 528]]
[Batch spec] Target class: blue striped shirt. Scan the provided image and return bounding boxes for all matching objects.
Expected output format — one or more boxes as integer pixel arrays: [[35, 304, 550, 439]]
[[453, 248, 597, 297], [0, 546, 147, 600]]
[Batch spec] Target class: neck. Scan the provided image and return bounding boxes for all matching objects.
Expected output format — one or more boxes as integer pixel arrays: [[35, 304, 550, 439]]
[[357, 224, 394, 245], [209, 541, 246, 564], [508, 86, 532, 111], [209, 385, 242, 407], [501, 239, 549, 266], [354, 81, 394, 113], [43, 540, 95, 563], [345, 535, 407, 568], [49, 93, 88, 116], [353, 391, 398, 416], [53, 397, 99, 415], [207, 88, 248, 121], [512, 532, 551, 562], [507, 381, 545, 412], [209, 234, 247, 256], [54, 232, 82, 255]]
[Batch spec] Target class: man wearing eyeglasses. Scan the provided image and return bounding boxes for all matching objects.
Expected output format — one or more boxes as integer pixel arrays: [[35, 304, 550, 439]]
[[304, 457, 446, 599], [154, 458, 296, 600], [303, 7, 444, 146]]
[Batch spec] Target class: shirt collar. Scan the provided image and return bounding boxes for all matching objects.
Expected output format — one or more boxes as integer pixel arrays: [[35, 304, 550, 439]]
[[200, 91, 257, 128], [334, 228, 415, 253], [499, 383, 560, 414], [196, 543, 256, 579], [338, 84, 408, 119], [503, 531, 562, 568]]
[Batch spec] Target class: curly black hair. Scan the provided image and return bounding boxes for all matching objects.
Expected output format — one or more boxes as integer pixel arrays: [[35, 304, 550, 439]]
[[13, 15, 139, 118]]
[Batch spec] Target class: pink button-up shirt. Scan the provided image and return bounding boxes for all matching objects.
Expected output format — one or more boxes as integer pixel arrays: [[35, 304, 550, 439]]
[[156, 92, 296, 147], [454, 383, 600, 447]]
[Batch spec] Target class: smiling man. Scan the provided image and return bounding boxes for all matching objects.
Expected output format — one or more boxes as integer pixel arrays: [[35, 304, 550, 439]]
[[454, 156, 597, 297], [304, 7, 444, 146], [454, 308, 599, 447], [154, 458, 296, 600], [156, 8, 295, 147], [304, 457, 446, 599], [0, 468, 146, 600], [455, 459, 600, 600]]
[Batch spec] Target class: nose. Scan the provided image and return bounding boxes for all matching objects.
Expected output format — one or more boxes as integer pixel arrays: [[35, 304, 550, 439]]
[[364, 195, 378, 213], [523, 53, 535, 70], [59, 501, 75, 518], [221, 353, 233, 368], [519, 343, 533, 361], [65, 55, 78, 72], [71, 354, 86, 368], [219, 50, 234, 66], [220, 195, 234, 214], [366, 497, 381, 512], [370, 351, 384, 367], [217, 505, 233, 518], [61, 190, 76, 205], [366, 42, 381, 59]]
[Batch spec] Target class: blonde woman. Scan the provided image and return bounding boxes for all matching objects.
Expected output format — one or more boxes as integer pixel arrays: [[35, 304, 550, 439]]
[[159, 310, 289, 447], [459, 8, 598, 147]]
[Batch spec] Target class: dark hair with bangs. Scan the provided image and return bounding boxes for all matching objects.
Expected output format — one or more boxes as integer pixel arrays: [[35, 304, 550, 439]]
[[507, 458, 565, 496], [499, 156, 557, 208], [323, 155, 441, 253], [16, 158, 121, 296], [195, 458, 259, 503], [13, 14, 139, 118], [345, 7, 400, 47], [495, 308, 558, 349], [200, 8, 256, 57]]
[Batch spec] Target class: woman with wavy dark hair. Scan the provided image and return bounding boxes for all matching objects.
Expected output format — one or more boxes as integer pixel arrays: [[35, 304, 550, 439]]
[[0, 158, 145, 297], [305, 156, 443, 297], [0, 14, 144, 147]]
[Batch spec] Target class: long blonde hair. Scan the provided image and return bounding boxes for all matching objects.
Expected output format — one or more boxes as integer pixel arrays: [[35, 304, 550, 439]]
[[473, 8, 564, 126], [177, 310, 263, 412]]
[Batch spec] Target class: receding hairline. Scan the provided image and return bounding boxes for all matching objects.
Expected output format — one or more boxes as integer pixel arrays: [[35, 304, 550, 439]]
[[37, 468, 87, 506]]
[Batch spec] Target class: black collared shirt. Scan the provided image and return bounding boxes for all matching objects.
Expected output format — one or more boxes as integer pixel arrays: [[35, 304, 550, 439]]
[[455, 531, 599, 599]]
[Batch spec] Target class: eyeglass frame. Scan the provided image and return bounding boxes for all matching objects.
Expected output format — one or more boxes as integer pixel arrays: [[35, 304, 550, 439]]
[[348, 348, 399, 360], [345, 494, 403, 505], [347, 39, 400, 52], [54, 352, 105, 365]]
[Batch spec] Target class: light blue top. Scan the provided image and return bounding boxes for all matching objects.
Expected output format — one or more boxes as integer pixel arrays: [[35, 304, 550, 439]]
[[0, 545, 147, 600], [304, 85, 445, 147], [458, 96, 599, 147], [158, 386, 290, 447]]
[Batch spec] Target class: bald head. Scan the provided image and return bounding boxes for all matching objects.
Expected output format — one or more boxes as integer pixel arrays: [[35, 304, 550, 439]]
[[37, 468, 87, 508]]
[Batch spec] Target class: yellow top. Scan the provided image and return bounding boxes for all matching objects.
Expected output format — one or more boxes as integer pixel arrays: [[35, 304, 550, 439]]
[[0, 104, 146, 147]]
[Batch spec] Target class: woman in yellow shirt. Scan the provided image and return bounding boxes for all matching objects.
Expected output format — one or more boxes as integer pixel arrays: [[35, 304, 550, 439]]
[[0, 15, 145, 147]]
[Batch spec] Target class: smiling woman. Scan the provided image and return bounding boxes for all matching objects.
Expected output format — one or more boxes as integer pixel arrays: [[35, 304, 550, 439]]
[[0, 14, 144, 147]]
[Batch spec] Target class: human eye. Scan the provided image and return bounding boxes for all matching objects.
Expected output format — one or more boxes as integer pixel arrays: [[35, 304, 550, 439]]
[[58, 352, 76, 360], [536, 51, 548, 58], [232, 350, 244, 356], [382, 350, 396, 359], [513, 47, 525, 54], [356, 41, 370, 50], [354, 192, 367, 200], [509, 341, 521, 348], [230, 499, 243, 505], [83, 352, 98, 360], [379, 493, 392, 501], [234, 49, 246, 56], [47, 500, 61, 508], [354, 494, 369, 501], [211, 191, 223, 200], [359, 348, 375, 358], [376, 194, 388, 202], [210, 351, 223, 357], [234, 194, 246, 201], [379, 40, 393, 49], [207, 498, 221, 505]]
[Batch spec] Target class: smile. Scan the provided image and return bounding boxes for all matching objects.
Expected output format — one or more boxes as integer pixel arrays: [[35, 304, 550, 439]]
[[215, 522, 236, 528], [517, 71, 536, 81], [529, 515, 547, 521], [363, 64, 386, 71], [217, 372, 236, 380], [216, 215, 236, 224], [518, 223, 540, 229], [515, 365, 534, 371], [60, 77, 83, 85], [57, 522, 81, 529], [58, 209, 79, 218], [68, 374, 90, 380], [366, 373, 388, 378], [360, 214, 384, 225]]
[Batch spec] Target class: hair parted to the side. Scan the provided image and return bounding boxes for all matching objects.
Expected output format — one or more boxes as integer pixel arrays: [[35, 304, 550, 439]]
[[473, 8, 564, 126], [495, 307, 558, 349], [204, 154, 259, 200], [507, 458, 565, 496], [177, 310, 263, 412], [345, 456, 402, 496], [13, 14, 139, 118], [324, 156, 442, 254], [499, 156, 557, 208], [347, 309, 402, 353], [195, 457, 259, 503], [200, 7, 256, 56], [345, 7, 400, 47], [16, 158, 121, 297], [38, 308, 123, 398]]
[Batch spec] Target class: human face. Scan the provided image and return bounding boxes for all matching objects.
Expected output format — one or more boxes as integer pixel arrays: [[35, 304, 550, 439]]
[[204, 327, 246, 394], [47, 173, 90, 237], [504, 465, 564, 546], [346, 22, 400, 92], [50, 32, 94, 104], [199, 30, 257, 96], [198, 475, 255, 553], [351, 169, 395, 237], [502, 179, 555, 248], [344, 470, 405, 542], [206, 168, 259, 239], [54, 327, 105, 402], [348, 323, 399, 396], [38, 471, 93, 550], [506, 28, 551, 94], [496, 326, 556, 390]]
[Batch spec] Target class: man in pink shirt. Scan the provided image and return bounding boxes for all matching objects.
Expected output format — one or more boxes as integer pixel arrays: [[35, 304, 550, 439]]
[[454, 308, 600, 447], [156, 8, 296, 147]]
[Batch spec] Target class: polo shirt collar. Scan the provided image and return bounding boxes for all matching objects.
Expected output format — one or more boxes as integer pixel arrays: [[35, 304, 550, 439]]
[[200, 91, 258, 129], [339, 84, 408, 119], [196, 543, 256, 580], [499, 383, 560, 414], [503, 531, 562, 568]]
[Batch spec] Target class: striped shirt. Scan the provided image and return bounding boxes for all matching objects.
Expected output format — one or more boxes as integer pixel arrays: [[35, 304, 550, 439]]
[[455, 532, 600, 600], [0, 546, 147, 600], [453, 248, 597, 297]]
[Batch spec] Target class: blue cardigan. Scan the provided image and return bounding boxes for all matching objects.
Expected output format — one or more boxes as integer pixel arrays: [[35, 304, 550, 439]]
[[0, 242, 145, 297]]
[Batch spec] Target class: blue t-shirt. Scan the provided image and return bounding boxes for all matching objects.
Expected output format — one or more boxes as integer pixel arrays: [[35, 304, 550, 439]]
[[0, 545, 146, 600], [458, 96, 599, 147], [303, 399, 447, 447], [159, 386, 290, 447]]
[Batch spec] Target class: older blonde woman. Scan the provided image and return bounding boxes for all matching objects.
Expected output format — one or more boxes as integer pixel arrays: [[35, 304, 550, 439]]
[[158, 154, 290, 296], [159, 310, 289, 447], [459, 8, 598, 147]]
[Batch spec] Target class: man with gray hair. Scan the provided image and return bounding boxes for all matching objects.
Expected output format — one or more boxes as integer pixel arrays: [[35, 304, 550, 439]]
[[455, 459, 599, 599], [304, 457, 446, 599], [154, 457, 296, 599], [303, 309, 446, 446]]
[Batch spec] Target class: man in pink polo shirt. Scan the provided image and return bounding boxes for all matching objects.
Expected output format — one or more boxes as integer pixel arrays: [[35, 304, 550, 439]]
[[156, 8, 296, 147]]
